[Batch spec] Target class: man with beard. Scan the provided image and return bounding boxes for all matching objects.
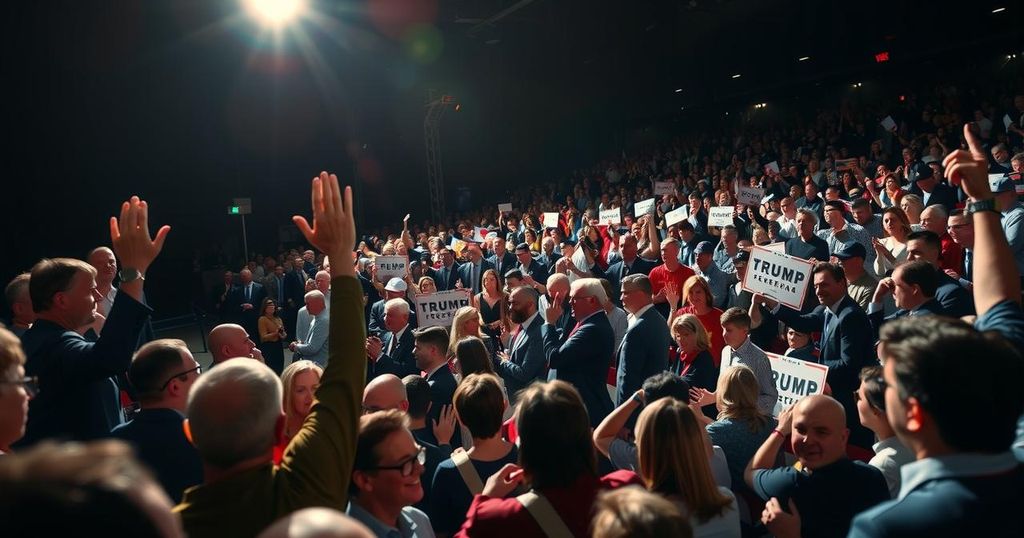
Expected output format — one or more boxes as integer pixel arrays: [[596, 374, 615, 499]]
[[494, 286, 546, 401]]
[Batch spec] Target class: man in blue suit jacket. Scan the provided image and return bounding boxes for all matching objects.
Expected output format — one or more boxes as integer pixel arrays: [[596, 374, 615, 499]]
[[908, 161, 959, 212], [604, 234, 658, 307], [847, 317, 1024, 538], [19, 196, 168, 446], [615, 274, 671, 407], [541, 278, 615, 427], [906, 230, 974, 318], [411, 325, 460, 447], [428, 247, 461, 291], [866, 260, 943, 341], [366, 299, 418, 380], [111, 339, 203, 503], [495, 286, 547, 402], [229, 268, 266, 341], [768, 263, 875, 448], [457, 244, 495, 294], [487, 237, 518, 285]]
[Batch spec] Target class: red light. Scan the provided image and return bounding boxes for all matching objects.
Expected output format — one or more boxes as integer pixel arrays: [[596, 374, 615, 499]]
[[898, 95, 906, 102], [875, 51, 890, 63]]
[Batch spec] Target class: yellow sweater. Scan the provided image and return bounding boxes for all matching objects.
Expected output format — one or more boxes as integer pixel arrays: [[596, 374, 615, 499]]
[[175, 276, 366, 538]]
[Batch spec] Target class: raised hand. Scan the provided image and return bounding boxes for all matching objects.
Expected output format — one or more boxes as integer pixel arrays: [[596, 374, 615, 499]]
[[110, 195, 171, 274], [482, 463, 525, 498], [432, 404, 457, 446], [762, 497, 801, 538], [293, 171, 356, 276], [545, 291, 565, 324], [942, 123, 991, 201]]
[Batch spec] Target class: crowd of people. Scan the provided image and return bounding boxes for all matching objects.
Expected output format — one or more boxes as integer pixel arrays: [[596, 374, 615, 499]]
[[1, 81, 1024, 538]]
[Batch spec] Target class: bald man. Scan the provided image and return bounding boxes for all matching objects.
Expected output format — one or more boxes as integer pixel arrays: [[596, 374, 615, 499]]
[[257, 508, 372, 538], [87, 247, 118, 318], [920, 205, 964, 274], [208, 323, 263, 366], [745, 395, 889, 538], [361, 374, 409, 415]]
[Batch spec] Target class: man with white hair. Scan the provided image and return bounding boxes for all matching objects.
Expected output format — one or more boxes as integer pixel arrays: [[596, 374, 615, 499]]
[[289, 290, 329, 366], [365, 298, 417, 379], [541, 277, 615, 427], [175, 171, 365, 537], [367, 278, 416, 336]]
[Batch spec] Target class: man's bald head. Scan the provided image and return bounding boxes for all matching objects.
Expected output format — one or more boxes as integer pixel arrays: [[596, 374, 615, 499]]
[[257, 508, 373, 538], [547, 273, 570, 297], [790, 394, 849, 470], [362, 374, 409, 414], [208, 324, 256, 363], [314, 271, 331, 294], [186, 359, 283, 469]]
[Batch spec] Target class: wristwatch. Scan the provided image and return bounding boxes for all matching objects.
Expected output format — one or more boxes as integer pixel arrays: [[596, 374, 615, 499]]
[[966, 198, 999, 215], [119, 268, 145, 283], [631, 392, 645, 407]]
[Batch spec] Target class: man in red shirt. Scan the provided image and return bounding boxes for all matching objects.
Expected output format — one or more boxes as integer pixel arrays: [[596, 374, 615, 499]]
[[647, 238, 696, 318], [920, 205, 964, 274]]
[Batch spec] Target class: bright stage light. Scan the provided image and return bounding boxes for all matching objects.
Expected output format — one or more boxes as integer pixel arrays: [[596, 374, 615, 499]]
[[243, 0, 307, 27]]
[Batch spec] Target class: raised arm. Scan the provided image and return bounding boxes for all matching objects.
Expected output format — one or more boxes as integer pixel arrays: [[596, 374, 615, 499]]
[[593, 389, 644, 458], [943, 123, 1021, 314], [281, 171, 363, 510]]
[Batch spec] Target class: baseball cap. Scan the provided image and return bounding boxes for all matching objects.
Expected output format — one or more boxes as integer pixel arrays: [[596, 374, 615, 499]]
[[908, 161, 934, 183], [385, 277, 407, 293], [694, 241, 714, 255], [833, 242, 867, 261], [734, 250, 750, 265]]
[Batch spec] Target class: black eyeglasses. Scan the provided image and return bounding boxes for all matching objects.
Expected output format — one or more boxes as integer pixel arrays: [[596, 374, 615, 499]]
[[158, 365, 202, 391], [1, 376, 39, 398], [368, 446, 426, 477]]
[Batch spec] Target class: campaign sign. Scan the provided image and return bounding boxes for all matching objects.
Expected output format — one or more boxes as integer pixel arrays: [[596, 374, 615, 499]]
[[761, 241, 787, 253], [735, 185, 765, 206], [708, 206, 734, 227], [835, 158, 858, 171], [599, 208, 621, 225], [741, 246, 814, 310], [375, 256, 408, 283], [653, 181, 675, 196], [414, 289, 473, 327], [498, 203, 513, 213], [767, 353, 829, 416], [634, 197, 656, 217], [880, 116, 897, 132], [763, 161, 780, 175], [665, 206, 689, 227], [471, 226, 489, 243]]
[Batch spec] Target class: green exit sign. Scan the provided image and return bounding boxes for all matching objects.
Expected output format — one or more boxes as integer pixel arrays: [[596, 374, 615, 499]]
[[229, 206, 240, 214]]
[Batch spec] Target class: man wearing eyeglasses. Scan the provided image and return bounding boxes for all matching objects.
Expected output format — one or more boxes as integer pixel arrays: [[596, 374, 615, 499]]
[[348, 409, 435, 538], [542, 277, 615, 428], [111, 338, 202, 503]]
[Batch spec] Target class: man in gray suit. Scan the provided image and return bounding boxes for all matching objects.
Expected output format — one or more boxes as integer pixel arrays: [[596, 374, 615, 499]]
[[495, 286, 547, 402], [615, 274, 671, 406], [289, 290, 329, 366]]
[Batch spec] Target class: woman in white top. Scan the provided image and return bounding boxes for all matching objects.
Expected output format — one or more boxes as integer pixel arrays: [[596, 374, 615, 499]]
[[635, 397, 740, 538], [900, 194, 925, 231], [856, 366, 915, 498], [872, 207, 913, 277]]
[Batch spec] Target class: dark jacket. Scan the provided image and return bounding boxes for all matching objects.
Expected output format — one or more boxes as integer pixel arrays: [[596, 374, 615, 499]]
[[615, 307, 671, 406], [110, 408, 203, 503], [543, 311, 615, 427]]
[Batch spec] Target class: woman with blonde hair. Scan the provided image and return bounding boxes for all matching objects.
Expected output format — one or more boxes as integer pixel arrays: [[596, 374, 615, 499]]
[[701, 365, 776, 514], [872, 206, 913, 276], [635, 398, 739, 537], [899, 193, 925, 230], [666, 275, 725, 365], [669, 314, 717, 392], [448, 306, 496, 359], [414, 275, 436, 295], [273, 360, 323, 464]]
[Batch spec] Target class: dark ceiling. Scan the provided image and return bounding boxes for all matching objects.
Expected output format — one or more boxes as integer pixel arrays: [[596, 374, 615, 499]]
[[1, 0, 1020, 310]]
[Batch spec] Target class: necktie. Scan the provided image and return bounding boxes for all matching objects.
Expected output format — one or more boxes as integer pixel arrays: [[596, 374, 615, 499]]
[[822, 310, 834, 344], [277, 277, 284, 304], [472, 263, 480, 293], [510, 324, 523, 352], [246, 284, 251, 303], [388, 333, 396, 356], [568, 321, 583, 337], [964, 250, 972, 281]]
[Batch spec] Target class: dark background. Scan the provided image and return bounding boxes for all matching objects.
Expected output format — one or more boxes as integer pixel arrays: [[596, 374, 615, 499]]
[[2, 0, 1021, 316]]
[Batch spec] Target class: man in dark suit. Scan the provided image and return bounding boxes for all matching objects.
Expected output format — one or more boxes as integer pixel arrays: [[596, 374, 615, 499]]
[[368, 278, 417, 336], [615, 274, 671, 407], [541, 277, 615, 427], [906, 230, 975, 318], [605, 234, 658, 307], [537, 236, 562, 269], [282, 260, 307, 334], [495, 286, 546, 401], [908, 161, 958, 212], [411, 326, 459, 447], [429, 247, 461, 291], [867, 260, 943, 340], [767, 262, 875, 448], [515, 243, 549, 286], [365, 298, 418, 380], [110, 339, 202, 503], [19, 196, 168, 446], [487, 237, 517, 285], [229, 268, 266, 341], [849, 317, 1024, 537], [457, 244, 494, 294], [211, 270, 234, 321]]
